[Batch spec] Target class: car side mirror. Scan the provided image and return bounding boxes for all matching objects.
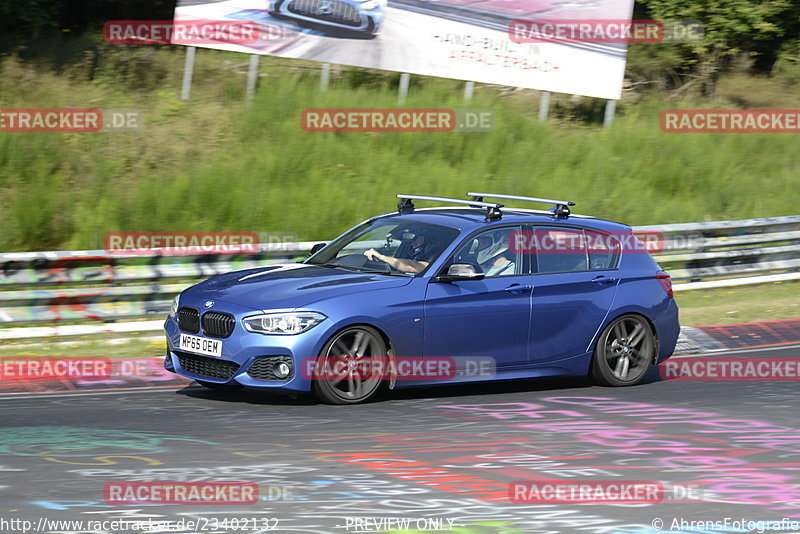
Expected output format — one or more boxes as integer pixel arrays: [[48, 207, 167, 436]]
[[437, 263, 485, 282], [309, 243, 327, 256]]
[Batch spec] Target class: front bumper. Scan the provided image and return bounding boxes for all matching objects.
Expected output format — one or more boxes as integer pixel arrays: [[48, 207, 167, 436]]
[[271, 0, 384, 34], [164, 314, 320, 392]]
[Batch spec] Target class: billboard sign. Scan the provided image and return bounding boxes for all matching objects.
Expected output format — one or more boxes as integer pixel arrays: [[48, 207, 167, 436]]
[[172, 0, 634, 99]]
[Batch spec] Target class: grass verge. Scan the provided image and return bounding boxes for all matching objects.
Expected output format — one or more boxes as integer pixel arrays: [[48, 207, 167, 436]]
[[1, 44, 800, 251], [675, 280, 800, 326]]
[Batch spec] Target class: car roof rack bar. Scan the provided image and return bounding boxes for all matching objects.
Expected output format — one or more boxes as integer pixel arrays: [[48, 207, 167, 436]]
[[467, 192, 576, 219], [397, 194, 504, 221]]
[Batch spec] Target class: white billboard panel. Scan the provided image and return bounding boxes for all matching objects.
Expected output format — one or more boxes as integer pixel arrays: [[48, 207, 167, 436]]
[[173, 0, 634, 99]]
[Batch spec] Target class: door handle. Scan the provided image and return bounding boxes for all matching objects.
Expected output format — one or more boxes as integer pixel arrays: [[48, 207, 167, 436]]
[[591, 276, 617, 285], [504, 284, 532, 294]]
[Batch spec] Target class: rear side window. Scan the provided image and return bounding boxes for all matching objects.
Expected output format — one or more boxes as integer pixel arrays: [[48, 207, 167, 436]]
[[586, 229, 621, 270], [529, 227, 588, 274], [518, 226, 621, 273]]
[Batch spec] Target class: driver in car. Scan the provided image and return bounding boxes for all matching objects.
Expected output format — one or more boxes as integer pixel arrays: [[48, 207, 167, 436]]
[[363, 231, 434, 273], [476, 233, 515, 276]]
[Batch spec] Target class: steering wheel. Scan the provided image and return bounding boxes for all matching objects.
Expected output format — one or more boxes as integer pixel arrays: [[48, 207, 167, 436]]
[[371, 256, 401, 273]]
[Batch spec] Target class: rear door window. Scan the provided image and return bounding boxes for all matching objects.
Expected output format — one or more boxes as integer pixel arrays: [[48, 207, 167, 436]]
[[525, 226, 588, 274], [586, 229, 621, 270]]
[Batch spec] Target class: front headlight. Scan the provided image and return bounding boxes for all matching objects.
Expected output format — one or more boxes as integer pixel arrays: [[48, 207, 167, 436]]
[[169, 295, 180, 318], [243, 312, 327, 335], [361, 0, 380, 10]]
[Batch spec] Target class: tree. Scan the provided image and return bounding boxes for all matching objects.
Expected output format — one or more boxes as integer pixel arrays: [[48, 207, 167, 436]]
[[0, 0, 61, 39], [636, 0, 791, 95]]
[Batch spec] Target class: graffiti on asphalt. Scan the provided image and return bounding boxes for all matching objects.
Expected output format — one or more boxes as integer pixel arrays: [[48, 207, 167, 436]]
[[440, 397, 800, 510], [0, 427, 215, 457]]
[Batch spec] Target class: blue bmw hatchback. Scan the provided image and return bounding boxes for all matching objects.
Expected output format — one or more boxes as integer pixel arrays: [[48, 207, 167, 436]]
[[164, 193, 679, 404]]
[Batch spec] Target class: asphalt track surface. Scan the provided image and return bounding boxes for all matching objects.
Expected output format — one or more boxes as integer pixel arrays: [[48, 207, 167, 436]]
[[2, 345, 800, 534]]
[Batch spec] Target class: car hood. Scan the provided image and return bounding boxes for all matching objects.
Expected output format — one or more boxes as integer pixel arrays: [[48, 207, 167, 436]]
[[183, 263, 412, 311]]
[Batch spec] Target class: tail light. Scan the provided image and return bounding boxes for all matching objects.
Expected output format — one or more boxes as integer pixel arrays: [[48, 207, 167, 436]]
[[656, 270, 673, 299]]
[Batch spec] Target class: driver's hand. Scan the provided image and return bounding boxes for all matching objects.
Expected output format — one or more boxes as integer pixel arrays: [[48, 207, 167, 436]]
[[364, 249, 382, 261]]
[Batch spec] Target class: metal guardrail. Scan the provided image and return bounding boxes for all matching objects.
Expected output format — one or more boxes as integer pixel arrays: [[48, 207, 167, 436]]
[[640, 215, 800, 287], [0, 242, 316, 330], [1, 216, 798, 338]]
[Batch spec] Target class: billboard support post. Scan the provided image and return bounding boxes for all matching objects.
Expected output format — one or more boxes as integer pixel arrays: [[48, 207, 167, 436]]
[[604, 99, 617, 128], [464, 81, 475, 102], [539, 91, 551, 122], [398, 73, 410, 104], [172, 0, 633, 103], [180, 46, 196, 101], [321, 63, 331, 92], [246, 54, 260, 107]]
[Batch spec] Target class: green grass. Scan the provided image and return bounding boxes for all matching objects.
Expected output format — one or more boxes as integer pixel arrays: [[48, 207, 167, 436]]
[[0, 336, 165, 359], [676, 280, 800, 326], [1, 43, 800, 251]]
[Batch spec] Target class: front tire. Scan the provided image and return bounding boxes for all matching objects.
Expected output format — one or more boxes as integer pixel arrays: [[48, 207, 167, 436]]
[[590, 315, 655, 386], [312, 326, 387, 404]]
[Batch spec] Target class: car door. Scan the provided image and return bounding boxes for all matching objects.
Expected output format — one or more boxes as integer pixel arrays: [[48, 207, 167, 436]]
[[423, 225, 532, 369], [525, 225, 620, 363]]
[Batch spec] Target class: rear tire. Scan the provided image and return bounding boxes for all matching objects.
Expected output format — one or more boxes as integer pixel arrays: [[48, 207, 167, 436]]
[[590, 314, 654, 386], [313, 326, 387, 404]]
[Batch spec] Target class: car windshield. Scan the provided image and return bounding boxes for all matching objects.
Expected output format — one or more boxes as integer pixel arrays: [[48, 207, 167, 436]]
[[305, 219, 460, 276]]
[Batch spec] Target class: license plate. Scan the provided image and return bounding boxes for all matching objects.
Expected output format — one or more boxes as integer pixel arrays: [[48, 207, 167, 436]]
[[179, 334, 222, 357]]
